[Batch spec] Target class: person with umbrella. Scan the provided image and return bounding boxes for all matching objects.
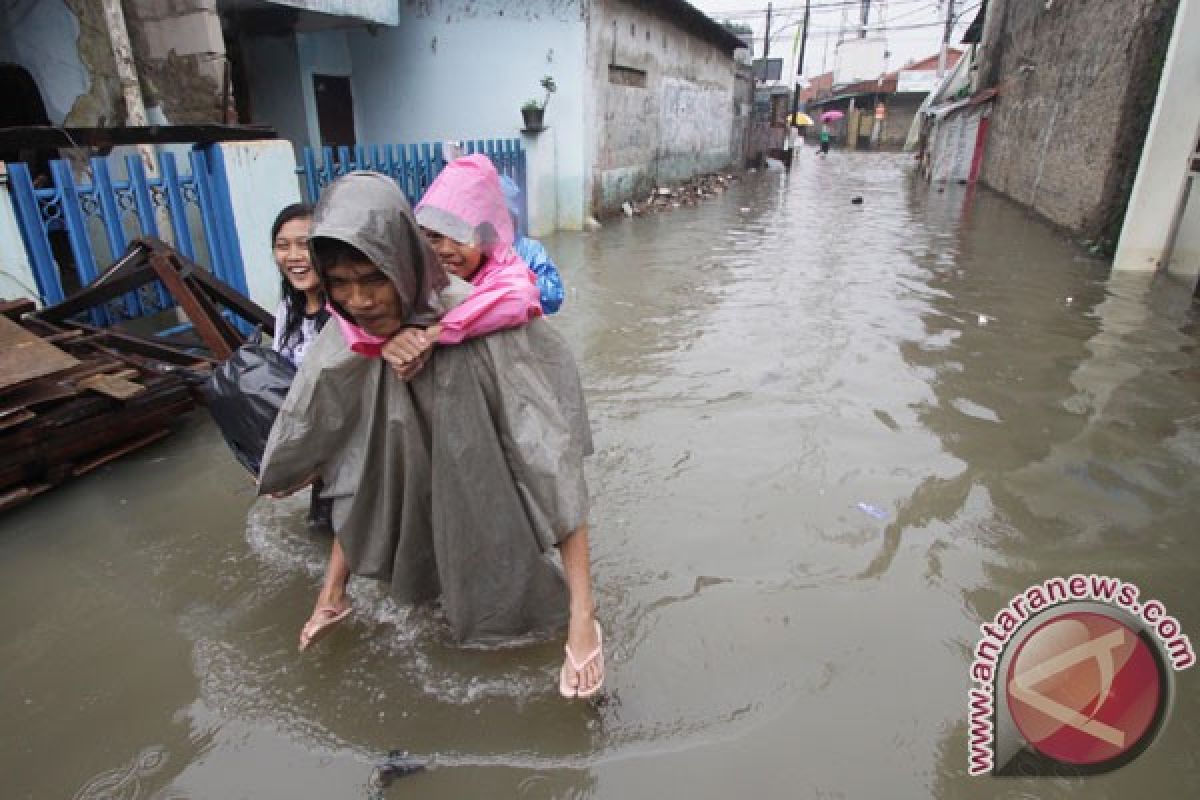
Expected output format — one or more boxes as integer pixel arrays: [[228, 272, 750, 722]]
[[819, 110, 844, 155]]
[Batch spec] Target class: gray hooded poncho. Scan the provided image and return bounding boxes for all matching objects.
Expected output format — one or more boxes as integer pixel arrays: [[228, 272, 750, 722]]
[[257, 172, 592, 645]]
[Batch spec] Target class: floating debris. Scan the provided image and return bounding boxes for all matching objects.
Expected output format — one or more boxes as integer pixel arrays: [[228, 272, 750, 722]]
[[371, 750, 427, 788], [624, 173, 740, 217], [856, 502, 889, 520]]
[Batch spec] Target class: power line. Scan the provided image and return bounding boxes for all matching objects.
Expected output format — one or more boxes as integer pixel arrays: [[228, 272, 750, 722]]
[[708, 0, 929, 17]]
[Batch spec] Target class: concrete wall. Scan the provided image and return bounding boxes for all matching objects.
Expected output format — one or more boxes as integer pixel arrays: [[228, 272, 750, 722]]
[[125, 0, 226, 123], [1113, 0, 1199, 283], [881, 93, 924, 150], [0, 0, 118, 126], [296, 28, 355, 153], [0, 167, 40, 305], [346, 0, 589, 230], [976, 0, 1178, 245], [587, 0, 737, 214], [239, 33, 310, 159], [0, 0, 227, 127], [265, 0, 398, 26], [216, 139, 304, 311], [730, 64, 753, 166], [237, 26, 355, 160], [1172, 179, 1200, 280]]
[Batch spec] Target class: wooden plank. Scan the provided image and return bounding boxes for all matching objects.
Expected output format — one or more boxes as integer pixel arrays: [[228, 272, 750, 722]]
[[147, 249, 240, 360], [41, 329, 86, 345], [0, 409, 35, 432], [32, 244, 154, 324], [0, 359, 126, 413], [1, 299, 36, 321], [0, 316, 81, 390], [72, 428, 169, 476], [77, 373, 145, 400], [0, 483, 52, 514]]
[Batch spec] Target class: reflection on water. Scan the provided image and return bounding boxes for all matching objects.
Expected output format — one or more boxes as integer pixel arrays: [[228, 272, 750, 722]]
[[2, 152, 1198, 798]]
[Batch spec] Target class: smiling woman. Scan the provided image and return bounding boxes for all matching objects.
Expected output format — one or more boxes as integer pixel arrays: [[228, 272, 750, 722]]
[[270, 203, 328, 368]]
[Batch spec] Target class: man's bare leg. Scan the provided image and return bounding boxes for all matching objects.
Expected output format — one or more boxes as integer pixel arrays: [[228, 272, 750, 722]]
[[300, 537, 353, 649], [559, 524, 602, 695]]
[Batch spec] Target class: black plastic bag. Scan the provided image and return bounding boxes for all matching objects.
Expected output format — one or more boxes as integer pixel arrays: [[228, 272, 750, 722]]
[[204, 343, 297, 475]]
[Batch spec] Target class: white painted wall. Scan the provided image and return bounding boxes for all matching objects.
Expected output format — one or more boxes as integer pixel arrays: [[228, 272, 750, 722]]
[[0, 0, 88, 125], [215, 140, 304, 311], [1169, 176, 1200, 281], [241, 33, 310, 161], [0, 169, 40, 305], [346, 0, 589, 229], [1113, 0, 1200, 274], [296, 29, 355, 154], [265, 0, 398, 26]]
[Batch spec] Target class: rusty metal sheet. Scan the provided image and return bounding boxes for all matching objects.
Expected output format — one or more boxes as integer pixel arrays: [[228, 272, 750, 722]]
[[0, 316, 80, 391]]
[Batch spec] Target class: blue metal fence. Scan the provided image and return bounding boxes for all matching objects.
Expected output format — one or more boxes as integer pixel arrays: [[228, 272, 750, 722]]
[[296, 138, 528, 234], [6, 147, 244, 324]]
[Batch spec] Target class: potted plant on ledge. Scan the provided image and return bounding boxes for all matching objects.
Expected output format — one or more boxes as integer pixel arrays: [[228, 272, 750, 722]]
[[521, 75, 557, 132]]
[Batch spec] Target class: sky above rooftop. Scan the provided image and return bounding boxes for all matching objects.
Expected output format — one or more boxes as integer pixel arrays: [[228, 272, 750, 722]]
[[689, 0, 979, 81]]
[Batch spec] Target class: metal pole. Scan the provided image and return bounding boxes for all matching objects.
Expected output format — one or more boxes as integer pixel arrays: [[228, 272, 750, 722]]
[[861, 0, 871, 38], [798, 0, 811, 77], [790, 0, 811, 122], [937, 0, 956, 78], [762, 2, 773, 83]]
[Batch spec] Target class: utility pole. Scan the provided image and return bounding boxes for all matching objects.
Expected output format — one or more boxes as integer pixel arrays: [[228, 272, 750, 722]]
[[797, 0, 811, 77], [936, 0, 955, 78], [762, 2, 773, 84], [860, 0, 871, 38], [789, 0, 811, 124]]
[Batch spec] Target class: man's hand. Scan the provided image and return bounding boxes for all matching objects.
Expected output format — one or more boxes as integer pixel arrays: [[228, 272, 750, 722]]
[[382, 325, 440, 380]]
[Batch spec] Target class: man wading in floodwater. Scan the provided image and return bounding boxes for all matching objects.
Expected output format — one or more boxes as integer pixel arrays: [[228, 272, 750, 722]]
[[258, 165, 605, 699]]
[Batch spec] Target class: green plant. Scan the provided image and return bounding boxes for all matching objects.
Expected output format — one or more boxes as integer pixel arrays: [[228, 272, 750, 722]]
[[524, 75, 557, 111]]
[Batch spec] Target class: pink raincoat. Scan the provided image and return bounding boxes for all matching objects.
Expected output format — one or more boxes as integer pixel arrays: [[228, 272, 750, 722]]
[[416, 155, 542, 344]]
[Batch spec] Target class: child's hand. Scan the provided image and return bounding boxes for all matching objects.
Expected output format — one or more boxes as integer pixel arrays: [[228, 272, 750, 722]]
[[383, 326, 439, 380]]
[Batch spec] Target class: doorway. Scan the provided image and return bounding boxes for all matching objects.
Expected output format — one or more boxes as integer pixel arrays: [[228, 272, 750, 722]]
[[312, 74, 355, 148]]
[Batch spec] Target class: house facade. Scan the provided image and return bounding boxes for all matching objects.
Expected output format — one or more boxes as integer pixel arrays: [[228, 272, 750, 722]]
[[228, 0, 745, 229], [2, 0, 746, 240]]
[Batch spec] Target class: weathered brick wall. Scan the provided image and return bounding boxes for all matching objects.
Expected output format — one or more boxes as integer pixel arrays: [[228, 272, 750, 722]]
[[977, 0, 1178, 246], [589, 0, 738, 214]]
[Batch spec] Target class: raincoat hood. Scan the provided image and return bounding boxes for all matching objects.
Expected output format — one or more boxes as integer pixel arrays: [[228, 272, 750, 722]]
[[310, 171, 449, 340], [415, 155, 514, 257]]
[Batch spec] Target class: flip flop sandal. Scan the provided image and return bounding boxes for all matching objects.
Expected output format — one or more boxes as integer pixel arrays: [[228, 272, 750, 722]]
[[559, 621, 605, 699], [299, 604, 352, 651]]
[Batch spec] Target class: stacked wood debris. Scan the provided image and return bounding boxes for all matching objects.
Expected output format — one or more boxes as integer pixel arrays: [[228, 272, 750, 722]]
[[0, 238, 273, 514], [621, 173, 739, 216], [0, 301, 203, 512]]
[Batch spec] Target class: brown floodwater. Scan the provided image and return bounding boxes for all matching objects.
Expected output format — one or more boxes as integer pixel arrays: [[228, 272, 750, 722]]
[[3, 152, 1199, 799]]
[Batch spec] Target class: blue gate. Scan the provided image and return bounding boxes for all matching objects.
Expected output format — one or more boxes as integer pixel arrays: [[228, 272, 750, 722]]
[[296, 138, 528, 233], [6, 147, 245, 325]]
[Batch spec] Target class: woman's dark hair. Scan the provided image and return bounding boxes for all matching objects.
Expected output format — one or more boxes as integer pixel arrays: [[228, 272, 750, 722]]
[[271, 203, 316, 347]]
